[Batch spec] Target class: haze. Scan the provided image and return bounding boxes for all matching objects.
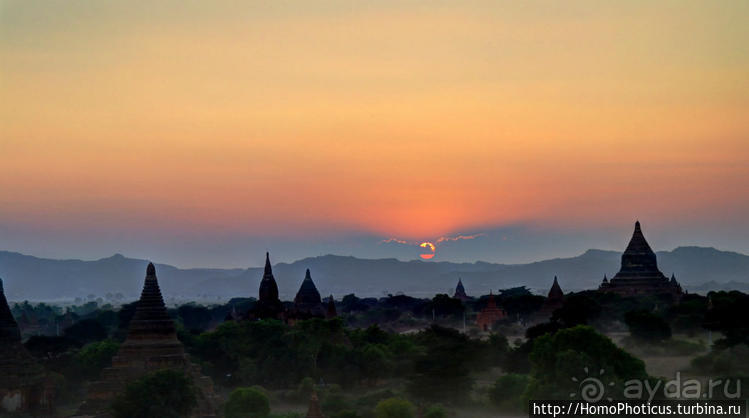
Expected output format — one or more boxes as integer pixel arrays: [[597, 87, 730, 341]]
[[1, 1, 748, 267]]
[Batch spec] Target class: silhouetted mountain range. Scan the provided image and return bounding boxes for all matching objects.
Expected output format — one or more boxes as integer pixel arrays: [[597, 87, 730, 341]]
[[1, 247, 747, 301]]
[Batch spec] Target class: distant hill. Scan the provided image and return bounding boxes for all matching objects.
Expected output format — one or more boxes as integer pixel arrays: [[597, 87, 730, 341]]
[[0, 247, 747, 301]]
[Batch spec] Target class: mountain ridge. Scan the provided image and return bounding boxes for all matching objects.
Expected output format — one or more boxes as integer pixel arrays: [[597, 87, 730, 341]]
[[1, 246, 747, 301]]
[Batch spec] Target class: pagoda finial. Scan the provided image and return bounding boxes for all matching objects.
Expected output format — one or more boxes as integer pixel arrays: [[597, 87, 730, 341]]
[[635, 220, 641, 231], [305, 268, 311, 279], [264, 252, 272, 275], [146, 262, 156, 277], [0, 277, 3, 292], [553, 275, 558, 284]]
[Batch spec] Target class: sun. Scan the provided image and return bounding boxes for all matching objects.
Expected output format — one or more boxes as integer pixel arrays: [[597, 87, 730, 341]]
[[419, 242, 436, 260]]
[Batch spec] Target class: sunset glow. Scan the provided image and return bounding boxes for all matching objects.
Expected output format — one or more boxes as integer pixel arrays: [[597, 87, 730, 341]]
[[419, 242, 436, 260], [1, 1, 748, 266]]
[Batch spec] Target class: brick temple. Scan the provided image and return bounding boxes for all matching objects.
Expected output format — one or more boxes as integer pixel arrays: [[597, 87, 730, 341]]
[[598, 221, 683, 299], [77, 263, 217, 417]]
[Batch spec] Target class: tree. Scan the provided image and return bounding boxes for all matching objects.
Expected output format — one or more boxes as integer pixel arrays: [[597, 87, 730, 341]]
[[224, 387, 271, 418], [552, 294, 601, 327], [489, 374, 529, 411], [423, 405, 447, 418], [702, 291, 749, 347], [625, 310, 671, 343], [374, 398, 416, 418], [111, 369, 197, 418], [75, 339, 119, 379], [407, 326, 473, 404], [528, 325, 647, 400], [63, 318, 107, 346]]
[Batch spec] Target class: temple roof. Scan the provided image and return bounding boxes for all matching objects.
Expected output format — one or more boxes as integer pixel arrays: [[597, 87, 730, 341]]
[[619, 221, 660, 275], [294, 269, 322, 307], [547, 276, 564, 300], [0, 277, 45, 390], [0, 277, 22, 345], [125, 263, 177, 341], [259, 252, 280, 303]]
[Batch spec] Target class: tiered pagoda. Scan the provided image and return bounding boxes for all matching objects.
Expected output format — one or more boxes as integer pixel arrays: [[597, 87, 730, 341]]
[[452, 278, 471, 301], [598, 221, 683, 299], [0, 277, 52, 414], [252, 252, 284, 320], [78, 263, 216, 417], [475, 292, 507, 331]]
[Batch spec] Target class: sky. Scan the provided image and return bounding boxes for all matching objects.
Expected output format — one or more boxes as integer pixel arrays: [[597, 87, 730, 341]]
[[1, 1, 748, 268]]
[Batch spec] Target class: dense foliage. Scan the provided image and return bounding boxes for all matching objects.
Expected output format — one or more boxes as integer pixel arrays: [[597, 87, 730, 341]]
[[111, 370, 197, 418]]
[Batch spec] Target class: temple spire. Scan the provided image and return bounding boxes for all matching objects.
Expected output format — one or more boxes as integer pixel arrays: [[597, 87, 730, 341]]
[[0, 277, 22, 344], [125, 263, 177, 341], [548, 276, 564, 300], [255, 252, 282, 319], [264, 252, 272, 275]]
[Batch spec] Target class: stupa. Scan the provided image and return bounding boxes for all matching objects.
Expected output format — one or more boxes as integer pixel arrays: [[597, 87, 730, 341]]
[[536, 276, 565, 320], [475, 292, 507, 331], [452, 278, 471, 301], [253, 252, 284, 319], [0, 277, 52, 413], [78, 263, 216, 417], [305, 391, 324, 418]]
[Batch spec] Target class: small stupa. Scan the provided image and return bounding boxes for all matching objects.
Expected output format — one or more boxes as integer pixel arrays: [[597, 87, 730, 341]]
[[305, 391, 325, 418], [475, 292, 507, 331], [452, 278, 471, 301]]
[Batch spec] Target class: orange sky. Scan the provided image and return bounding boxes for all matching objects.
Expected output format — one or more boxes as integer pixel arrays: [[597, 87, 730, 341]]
[[1, 1, 748, 265]]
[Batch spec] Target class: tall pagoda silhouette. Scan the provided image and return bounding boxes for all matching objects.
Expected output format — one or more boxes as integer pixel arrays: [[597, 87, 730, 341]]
[[0, 277, 53, 414], [251, 252, 284, 320], [78, 263, 216, 417], [598, 221, 682, 299]]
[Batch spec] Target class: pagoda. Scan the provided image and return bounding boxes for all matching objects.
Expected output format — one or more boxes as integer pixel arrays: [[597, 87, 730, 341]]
[[252, 252, 284, 320], [452, 278, 471, 301], [475, 292, 507, 331], [287, 269, 326, 323], [537, 276, 565, 320], [78, 263, 216, 417], [598, 221, 683, 299], [0, 277, 52, 414], [304, 391, 324, 418]]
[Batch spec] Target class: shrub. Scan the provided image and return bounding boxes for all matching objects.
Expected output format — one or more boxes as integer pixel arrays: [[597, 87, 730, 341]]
[[374, 397, 416, 418], [489, 374, 530, 411], [625, 310, 671, 342], [225, 387, 271, 418]]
